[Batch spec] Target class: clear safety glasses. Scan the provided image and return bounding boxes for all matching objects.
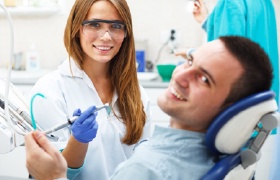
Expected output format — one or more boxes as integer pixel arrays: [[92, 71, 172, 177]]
[[82, 19, 127, 40]]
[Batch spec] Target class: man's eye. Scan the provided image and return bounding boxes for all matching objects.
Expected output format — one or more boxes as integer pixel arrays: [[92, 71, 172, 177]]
[[201, 75, 209, 84], [187, 59, 193, 66]]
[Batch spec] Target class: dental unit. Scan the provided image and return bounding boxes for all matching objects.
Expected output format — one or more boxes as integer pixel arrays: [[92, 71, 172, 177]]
[[0, 3, 105, 154]]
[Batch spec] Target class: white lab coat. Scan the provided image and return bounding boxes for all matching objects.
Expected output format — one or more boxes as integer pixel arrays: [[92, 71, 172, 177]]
[[29, 58, 153, 180]]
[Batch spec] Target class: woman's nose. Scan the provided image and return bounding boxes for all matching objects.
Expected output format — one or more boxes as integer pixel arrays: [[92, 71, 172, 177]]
[[100, 30, 112, 39]]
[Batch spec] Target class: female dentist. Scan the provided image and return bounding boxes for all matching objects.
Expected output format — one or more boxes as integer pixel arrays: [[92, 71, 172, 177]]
[[29, 0, 153, 179]]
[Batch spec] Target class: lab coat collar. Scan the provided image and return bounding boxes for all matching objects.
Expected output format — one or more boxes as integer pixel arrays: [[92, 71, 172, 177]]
[[59, 57, 119, 110], [58, 58, 83, 78], [111, 89, 118, 111]]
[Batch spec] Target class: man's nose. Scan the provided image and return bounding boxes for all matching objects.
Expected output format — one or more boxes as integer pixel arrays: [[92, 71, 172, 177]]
[[173, 68, 192, 88]]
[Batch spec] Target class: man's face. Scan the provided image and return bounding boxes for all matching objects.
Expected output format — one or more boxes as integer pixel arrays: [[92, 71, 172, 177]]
[[157, 39, 243, 132]]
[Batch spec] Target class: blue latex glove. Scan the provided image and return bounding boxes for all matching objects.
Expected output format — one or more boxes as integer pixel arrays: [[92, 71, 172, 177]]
[[71, 106, 98, 143]]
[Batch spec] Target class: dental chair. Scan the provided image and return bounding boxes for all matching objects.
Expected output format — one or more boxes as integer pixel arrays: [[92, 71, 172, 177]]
[[202, 90, 280, 180]]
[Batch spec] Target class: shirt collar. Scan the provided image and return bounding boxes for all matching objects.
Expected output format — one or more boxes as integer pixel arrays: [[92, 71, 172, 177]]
[[152, 125, 206, 143]]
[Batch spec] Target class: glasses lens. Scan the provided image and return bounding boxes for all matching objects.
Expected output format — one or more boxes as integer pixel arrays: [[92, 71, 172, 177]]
[[82, 20, 126, 40]]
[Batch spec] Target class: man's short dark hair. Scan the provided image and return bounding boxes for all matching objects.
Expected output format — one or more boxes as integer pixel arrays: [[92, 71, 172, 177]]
[[220, 36, 273, 105]]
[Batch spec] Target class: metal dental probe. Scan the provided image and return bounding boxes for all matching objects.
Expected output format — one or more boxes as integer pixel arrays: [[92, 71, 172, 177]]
[[43, 104, 110, 135]]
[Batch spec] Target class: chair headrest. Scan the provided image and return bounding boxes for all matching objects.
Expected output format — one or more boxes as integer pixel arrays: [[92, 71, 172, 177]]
[[205, 90, 277, 156]]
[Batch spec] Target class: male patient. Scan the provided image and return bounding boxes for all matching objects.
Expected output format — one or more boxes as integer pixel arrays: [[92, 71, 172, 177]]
[[24, 36, 273, 180]]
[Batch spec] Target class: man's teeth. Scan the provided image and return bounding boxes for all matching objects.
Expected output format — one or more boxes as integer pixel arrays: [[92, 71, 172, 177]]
[[97, 46, 111, 50], [171, 87, 186, 100]]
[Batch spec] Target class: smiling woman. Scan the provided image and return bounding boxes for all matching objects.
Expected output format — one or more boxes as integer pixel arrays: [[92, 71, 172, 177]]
[[27, 0, 153, 179]]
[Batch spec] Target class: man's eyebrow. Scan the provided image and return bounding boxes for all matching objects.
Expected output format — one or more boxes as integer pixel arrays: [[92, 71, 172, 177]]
[[190, 53, 215, 85], [200, 67, 216, 85], [191, 53, 216, 85]]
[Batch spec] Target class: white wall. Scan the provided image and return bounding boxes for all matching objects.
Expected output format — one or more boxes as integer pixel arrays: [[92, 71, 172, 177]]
[[0, 0, 73, 69], [0, 0, 279, 69], [0, 0, 223, 69]]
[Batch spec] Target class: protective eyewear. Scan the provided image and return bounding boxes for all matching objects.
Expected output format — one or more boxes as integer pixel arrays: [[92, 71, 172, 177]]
[[82, 19, 127, 40]]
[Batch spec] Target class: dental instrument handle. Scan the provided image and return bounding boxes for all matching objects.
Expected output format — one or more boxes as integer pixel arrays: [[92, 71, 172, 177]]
[[43, 116, 78, 135], [43, 104, 109, 135]]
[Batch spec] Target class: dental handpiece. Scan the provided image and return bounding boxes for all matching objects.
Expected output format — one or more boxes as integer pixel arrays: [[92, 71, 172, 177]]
[[1, 98, 42, 127], [43, 104, 110, 135]]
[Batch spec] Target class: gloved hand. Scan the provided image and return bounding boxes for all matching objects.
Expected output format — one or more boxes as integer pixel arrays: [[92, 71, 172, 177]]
[[71, 106, 98, 143]]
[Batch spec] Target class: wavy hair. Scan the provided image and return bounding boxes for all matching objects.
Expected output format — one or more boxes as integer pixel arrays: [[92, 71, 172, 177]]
[[64, 0, 146, 145]]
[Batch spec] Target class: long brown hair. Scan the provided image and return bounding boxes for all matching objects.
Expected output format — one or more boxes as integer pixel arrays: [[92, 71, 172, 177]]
[[64, 0, 146, 145]]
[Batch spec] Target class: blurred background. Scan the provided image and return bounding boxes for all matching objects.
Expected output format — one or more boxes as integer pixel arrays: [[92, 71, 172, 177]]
[[0, 1, 279, 179], [0, 0, 231, 69], [1, 0, 278, 71]]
